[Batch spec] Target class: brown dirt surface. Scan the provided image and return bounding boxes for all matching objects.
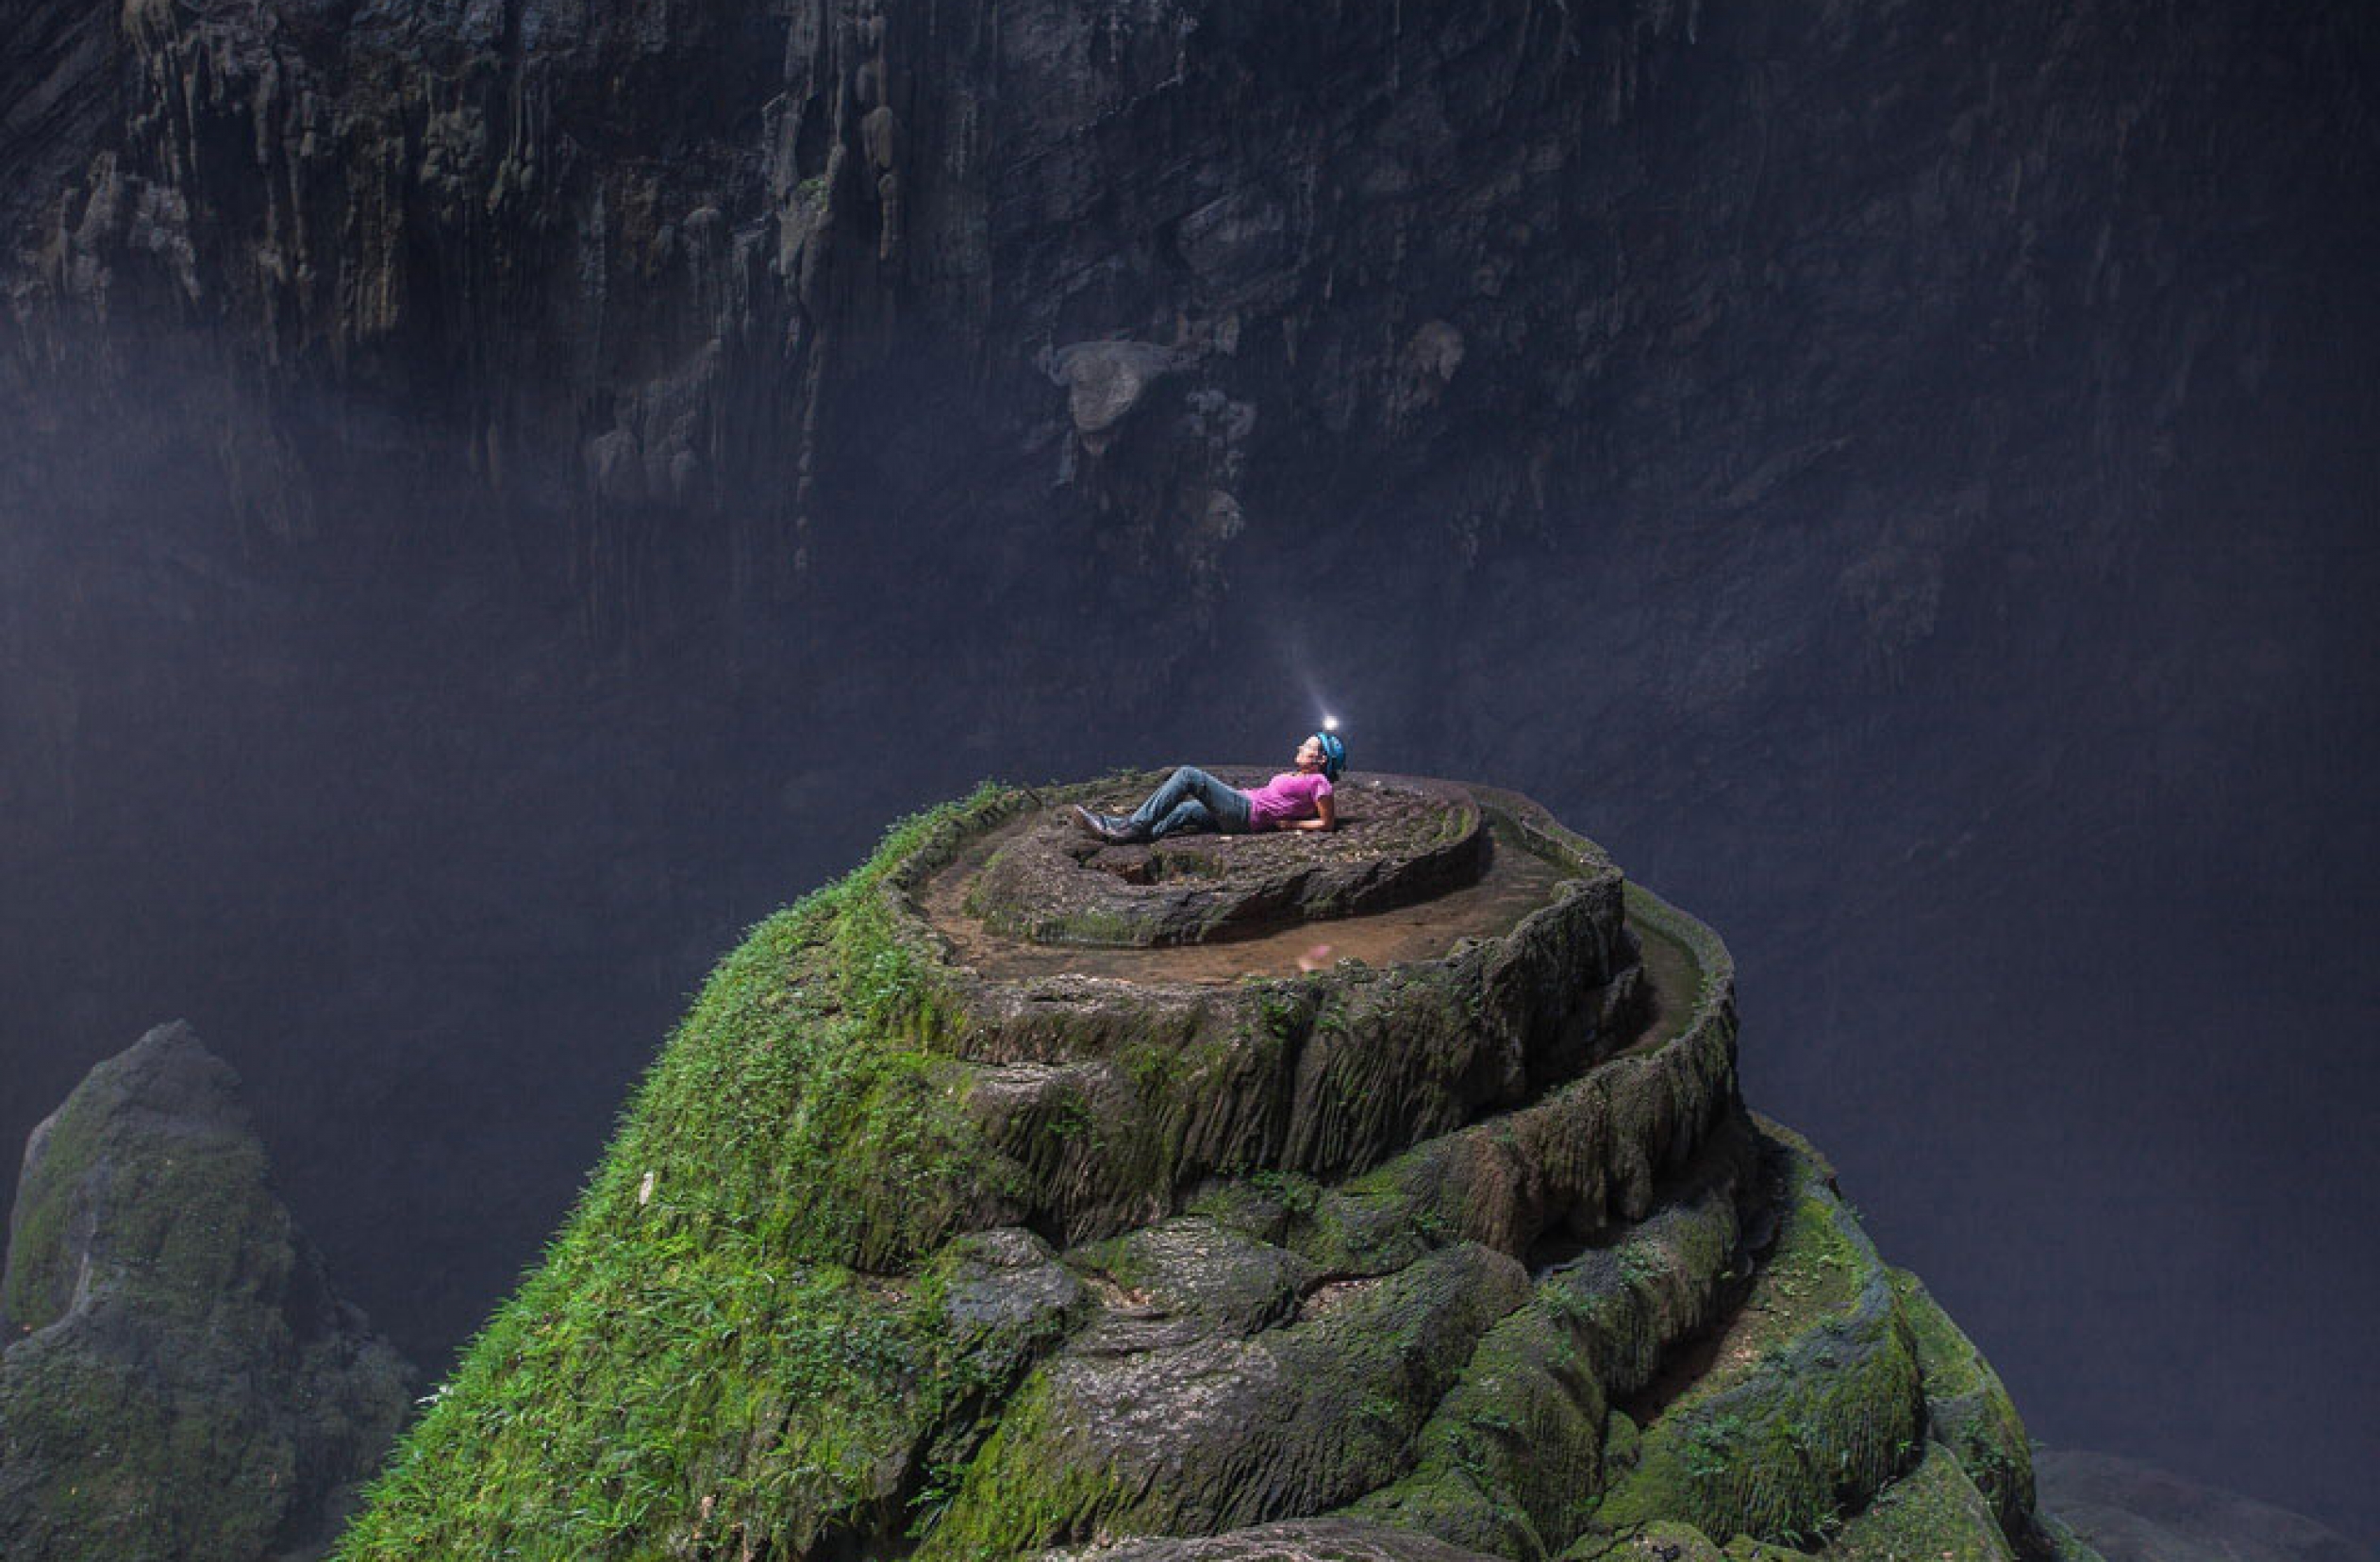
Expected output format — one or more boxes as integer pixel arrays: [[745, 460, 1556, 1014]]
[[957, 771, 1489, 950], [922, 814, 1573, 985]]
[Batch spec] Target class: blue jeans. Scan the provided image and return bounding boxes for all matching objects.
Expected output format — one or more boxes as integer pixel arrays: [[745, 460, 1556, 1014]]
[[1129, 766, 1254, 841]]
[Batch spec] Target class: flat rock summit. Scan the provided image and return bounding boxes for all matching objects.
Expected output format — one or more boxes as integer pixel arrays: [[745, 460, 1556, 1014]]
[[335, 777, 2102, 1561], [966, 774, 1490, 950]]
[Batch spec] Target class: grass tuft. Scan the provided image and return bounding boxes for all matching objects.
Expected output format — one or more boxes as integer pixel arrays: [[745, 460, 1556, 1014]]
[[337, 786, 1046, 1559]]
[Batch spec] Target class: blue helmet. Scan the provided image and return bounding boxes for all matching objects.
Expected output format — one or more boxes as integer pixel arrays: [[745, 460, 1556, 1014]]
[[1311, 730, 1347, 781]]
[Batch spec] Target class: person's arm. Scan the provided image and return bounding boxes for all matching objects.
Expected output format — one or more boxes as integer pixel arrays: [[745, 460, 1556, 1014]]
[[1292, 792, 1337, 831]]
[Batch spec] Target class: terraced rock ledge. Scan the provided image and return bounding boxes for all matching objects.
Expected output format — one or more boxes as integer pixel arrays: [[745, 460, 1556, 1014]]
[[963, 773, 1490, 949], [337, 780, 2100, 1562]]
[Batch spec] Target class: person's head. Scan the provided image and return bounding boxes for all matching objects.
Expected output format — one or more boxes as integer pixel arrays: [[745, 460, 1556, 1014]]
[[1298, 730, 1347, 781]]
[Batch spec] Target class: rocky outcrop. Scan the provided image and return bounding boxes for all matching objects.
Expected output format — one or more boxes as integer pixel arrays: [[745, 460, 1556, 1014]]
[[0, 1022, 413, 1562], [337, 781, 2094, 1560], [2035, 1452, 2375, 1562], [2, 9, 2374, 1535]]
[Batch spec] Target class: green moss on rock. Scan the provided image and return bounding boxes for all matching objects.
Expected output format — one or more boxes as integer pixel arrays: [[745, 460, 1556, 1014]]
[[923, 1243, 1533, 1558], [1346, 1129, 1756, 1560], [1589, 1130, 1923, 1552], [1889, 1269, 2036, 1545], [2033, 1512, 2110, 1562], [1563, 1518, 1732, 1561], [325, 780, 2073, 1562], [1828, 1441, 2015, 1561], [0, 1024, 413, 1562], [1071, 1516, 1514, 1562], [341, 794, 1054, 1559], [1072, 1216, 1317, 1335]]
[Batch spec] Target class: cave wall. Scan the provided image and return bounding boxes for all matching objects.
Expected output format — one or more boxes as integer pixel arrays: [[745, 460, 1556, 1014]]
[[3, 0, 2375, 1539], [10, 0, 2369, 654]]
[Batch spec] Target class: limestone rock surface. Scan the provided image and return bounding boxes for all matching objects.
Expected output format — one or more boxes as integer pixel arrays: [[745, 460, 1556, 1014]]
[[2, 15, 2372, 1505], [337, 781, 2098, 1562], [968, 773, 1488, 949], [0, 1022, 414, 1562]]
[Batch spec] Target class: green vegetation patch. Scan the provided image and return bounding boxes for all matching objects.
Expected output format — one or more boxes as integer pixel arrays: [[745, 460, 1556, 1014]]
[[1827, 1441, 2014, 1562], [5, 1314, 291, 1559], [1345, 1300, 1600, 1559], [339, 789, 1074, 1560], [1561, 1519, 1731, 1561], [0, 1089, 114, 1334], [1348, 1137, 1750, 1560], [2, 1033, 410, 1562], [2, 1068, 283, 1337], [1589, 1135, 1923, 1553], [1889, 1269, 2037, 1543], [922, 1243, 1534, 1558]]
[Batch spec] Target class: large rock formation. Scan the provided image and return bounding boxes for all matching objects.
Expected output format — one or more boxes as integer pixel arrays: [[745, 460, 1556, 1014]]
[[2, 5, 2374, 1533], [0, 1022, 414, 1562], [340, 778, 2096, 1560]]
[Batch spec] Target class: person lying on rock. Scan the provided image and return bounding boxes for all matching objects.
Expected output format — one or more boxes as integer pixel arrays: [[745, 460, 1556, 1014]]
[[1074, 731, 1346, 844]]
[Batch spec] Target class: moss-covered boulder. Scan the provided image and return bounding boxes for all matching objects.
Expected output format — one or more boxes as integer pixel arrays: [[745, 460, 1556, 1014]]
[[1889, 1271, 2036, 1539], [1344, 1125, 1756, 1559], [1588, 1126, 1927, 1551], [1826, 1442, 2014, 1561], [0, 1022, 414, 1562], [334, 780, 2093, 1562]]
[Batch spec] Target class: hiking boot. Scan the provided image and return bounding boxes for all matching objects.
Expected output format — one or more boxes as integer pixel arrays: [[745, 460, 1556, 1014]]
[[1073, 805, 1143, 844]]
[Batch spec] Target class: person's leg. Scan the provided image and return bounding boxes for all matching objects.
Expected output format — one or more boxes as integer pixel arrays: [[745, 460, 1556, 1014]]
[[1143, 767, 1253, 834], [1147, 799, 1217, 841], [1079, 767, 1247, 843], [1124, 767, 1207, 837], [1187, 771, 1254, 834]]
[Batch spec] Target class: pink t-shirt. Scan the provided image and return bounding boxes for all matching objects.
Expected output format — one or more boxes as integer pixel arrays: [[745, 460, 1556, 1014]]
[[1243, 771, 1334, 830]]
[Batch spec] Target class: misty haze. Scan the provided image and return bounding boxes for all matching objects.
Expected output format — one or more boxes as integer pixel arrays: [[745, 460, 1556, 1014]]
[[2, 2, 2374, 1559]]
